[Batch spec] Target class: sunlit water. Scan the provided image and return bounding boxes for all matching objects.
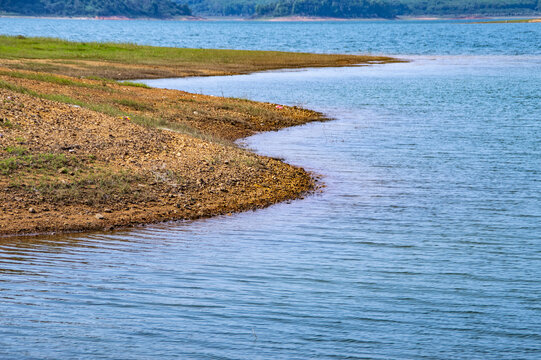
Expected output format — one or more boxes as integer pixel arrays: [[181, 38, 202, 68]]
[[1, 17, 541, 55], [1, 19, 540, 359]]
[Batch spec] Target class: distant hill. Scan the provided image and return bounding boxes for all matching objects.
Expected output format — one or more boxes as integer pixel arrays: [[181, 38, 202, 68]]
[[186, 0, 271, 16], [183, 0, 541, 18], [254, 0, 401, 19], [0, 0, 192, 18], [398, 0, 540, 16], [1, 0, 539, 18]]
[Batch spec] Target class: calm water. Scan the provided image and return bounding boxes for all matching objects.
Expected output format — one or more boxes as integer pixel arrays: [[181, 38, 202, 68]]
[[1, 17, 541, 55], [1, 19, 541, 359]]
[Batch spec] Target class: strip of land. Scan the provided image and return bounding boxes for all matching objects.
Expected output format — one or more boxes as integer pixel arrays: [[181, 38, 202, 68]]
[[0, 36, 400, 236], [0, 36, 401, 79], [473, 18, 541, 23]]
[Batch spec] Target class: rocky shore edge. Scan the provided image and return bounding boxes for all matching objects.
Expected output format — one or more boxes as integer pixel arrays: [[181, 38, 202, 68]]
[[0, 73, 323, 236]]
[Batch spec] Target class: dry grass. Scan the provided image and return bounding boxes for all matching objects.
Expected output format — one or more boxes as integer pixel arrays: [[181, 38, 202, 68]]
[[0, 69, 326, 141]]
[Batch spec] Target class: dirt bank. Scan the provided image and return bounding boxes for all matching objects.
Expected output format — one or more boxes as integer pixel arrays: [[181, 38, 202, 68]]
[[0, 87, 318, 236], [0, 38, 400, 236]]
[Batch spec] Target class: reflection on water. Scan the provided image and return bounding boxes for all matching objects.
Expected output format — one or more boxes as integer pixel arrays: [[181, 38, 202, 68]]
[[1, 56, 541, 359]]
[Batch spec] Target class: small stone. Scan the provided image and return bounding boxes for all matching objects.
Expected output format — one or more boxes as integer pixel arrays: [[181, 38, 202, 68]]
[[28, 207, 36, 213], [95, 213, 105, 220], [104, 208, 112, 213]]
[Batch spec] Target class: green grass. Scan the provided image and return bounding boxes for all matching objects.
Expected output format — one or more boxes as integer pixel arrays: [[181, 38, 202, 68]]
[[34, 170, 143, 205], [0, 118, 14, 128], [7, 167, 150, 205], [0, 152, 80, 175], [113, 98, 154, 111], [0, 70, 94, 87], [121, 81, 151, 88], [4, 145, 28, 156], [0, 76, 233, 145], [0, 35, 394, 69], [130, 114, 234, 147], [0, 78, 108, 110], [0, 79, 38, 96]]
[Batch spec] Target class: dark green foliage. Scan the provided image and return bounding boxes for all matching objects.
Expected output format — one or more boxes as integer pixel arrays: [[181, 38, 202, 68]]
[[183, 0, 541, 17], [397, 0, 539, 16], [0, 0, 192, 18], [0, 0, 538, 18], [255, 0, 400, 18], [186, 0, 262, 15]]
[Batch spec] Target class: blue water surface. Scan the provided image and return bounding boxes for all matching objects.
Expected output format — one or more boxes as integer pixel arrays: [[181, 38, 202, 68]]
[[0, 19, 540, 360], [0, 17, 540, 55]]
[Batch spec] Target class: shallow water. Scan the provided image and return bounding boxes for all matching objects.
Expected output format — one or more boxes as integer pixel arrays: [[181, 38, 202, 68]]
[[1, 20, 541, 359]]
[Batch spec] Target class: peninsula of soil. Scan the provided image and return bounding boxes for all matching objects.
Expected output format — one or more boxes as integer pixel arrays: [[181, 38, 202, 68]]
[[0, 36, 401, 236]]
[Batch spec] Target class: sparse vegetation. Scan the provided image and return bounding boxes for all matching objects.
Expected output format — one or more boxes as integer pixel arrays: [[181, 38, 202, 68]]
[[114, 98, 155, 112], [0, 36, 380, 235], [0, 36, 401, 80], [31, 170, 151, 206], [121, 81, 152, 89], [0, 152, 82, 175]]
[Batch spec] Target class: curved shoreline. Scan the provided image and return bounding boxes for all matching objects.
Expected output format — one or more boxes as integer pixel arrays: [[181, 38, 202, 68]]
[[0, 83, 322, 237], [0, 37, 400, 237]]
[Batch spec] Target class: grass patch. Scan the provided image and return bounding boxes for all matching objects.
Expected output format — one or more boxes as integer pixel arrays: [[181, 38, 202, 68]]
[[0, 117, 14, 128], [1, 70, 82, 86], [30, 169, 152, 205], [0, 35, 401, 80], [130, 114, 234, 147], [121, 81, 151, 88], [0, 70, 115, 92], [4, 145, 28, 156], [40, 93, 85, 106], [85, 103, 124, 117], [0, 152, 81, 175], [113, 98, 154, 111], [0, 79, 38, 96]]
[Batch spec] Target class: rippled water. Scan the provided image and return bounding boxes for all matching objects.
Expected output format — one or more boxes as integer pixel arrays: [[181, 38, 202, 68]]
[[1, 17, 541, 55], [1, 20, 541, 359]]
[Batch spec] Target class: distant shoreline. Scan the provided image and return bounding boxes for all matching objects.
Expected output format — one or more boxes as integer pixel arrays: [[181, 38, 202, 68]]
[[1, 14, 540, 22], [0, 14, 205, 21]]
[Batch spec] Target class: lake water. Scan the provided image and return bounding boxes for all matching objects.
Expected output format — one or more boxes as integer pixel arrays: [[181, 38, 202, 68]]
[[1, 18, 540, 359]]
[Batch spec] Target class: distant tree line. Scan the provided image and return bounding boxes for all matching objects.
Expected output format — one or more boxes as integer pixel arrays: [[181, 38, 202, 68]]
[[1, 0, 539, 18], [398, 0, 540, 16], [255, 0, 401, 18], [0, 0, 192, 18], [185, 0, 258, 15], [185, 0, 541, 17]]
